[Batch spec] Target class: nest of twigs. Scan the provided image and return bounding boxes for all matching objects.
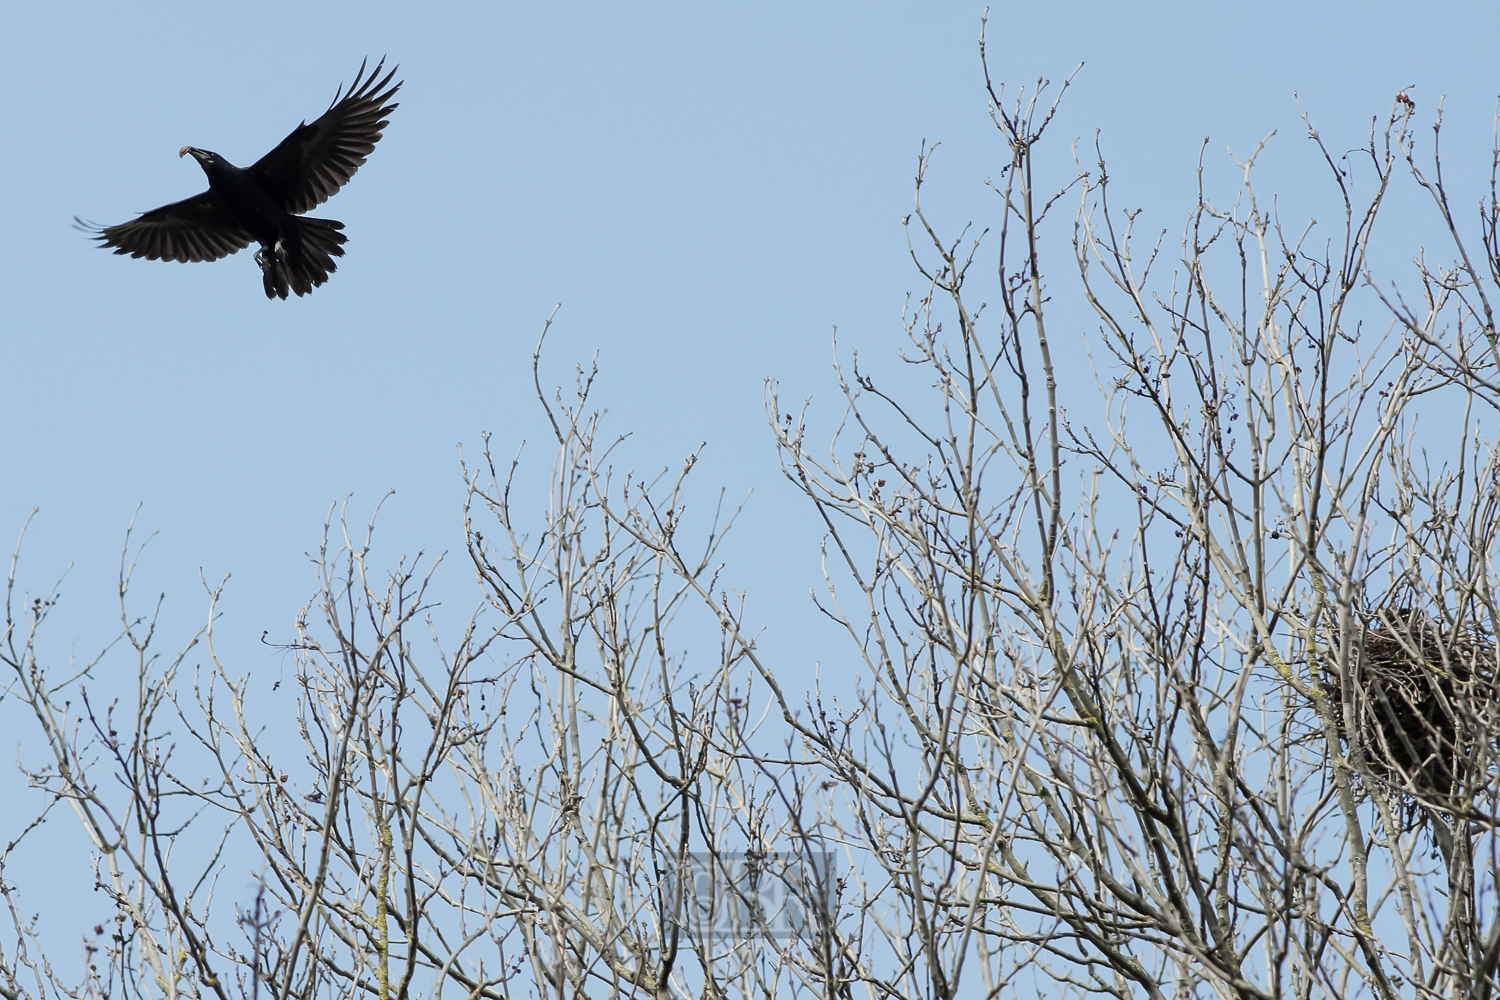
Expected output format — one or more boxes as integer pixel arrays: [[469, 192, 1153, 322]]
[[1320, 608, 1499, 830]]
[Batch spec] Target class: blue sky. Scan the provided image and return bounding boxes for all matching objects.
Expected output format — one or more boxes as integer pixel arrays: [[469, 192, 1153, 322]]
[[3, 0, 1500, 949]]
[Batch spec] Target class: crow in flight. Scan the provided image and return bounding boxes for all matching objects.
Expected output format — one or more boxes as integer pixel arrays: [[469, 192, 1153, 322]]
[[80, 59, 401, 299]]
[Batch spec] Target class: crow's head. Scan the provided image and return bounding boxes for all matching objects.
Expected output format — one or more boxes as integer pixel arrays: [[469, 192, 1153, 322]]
[[179, 147, 222, 171]]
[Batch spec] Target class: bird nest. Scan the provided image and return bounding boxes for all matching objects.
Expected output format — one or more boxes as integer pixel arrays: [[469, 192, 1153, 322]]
[[1319, 609, 1500, 830]]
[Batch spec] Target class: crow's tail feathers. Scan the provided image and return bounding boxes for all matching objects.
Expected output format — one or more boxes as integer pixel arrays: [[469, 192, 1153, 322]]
[[257, 218, 348, 300]]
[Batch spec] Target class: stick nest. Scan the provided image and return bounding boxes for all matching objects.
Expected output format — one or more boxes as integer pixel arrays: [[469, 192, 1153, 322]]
[[1320, 608, 1499, 829]]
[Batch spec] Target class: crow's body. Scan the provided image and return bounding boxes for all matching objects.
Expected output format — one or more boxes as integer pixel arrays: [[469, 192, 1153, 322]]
[[181, 149, 350, 299], [80, 60, 400, 299]]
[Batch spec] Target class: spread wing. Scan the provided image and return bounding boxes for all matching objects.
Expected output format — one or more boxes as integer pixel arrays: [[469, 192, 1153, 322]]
[[78, 191, 252, 262], [249, 58, 401, 216]]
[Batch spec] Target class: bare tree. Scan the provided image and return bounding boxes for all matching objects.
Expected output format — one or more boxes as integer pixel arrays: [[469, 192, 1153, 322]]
[[9, 31, 1500, 1000], [745, 31, 1500, 1000], [1, 317, 839, 1000]]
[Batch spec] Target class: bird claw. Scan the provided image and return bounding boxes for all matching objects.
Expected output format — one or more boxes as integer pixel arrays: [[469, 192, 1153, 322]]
[[254, 241, 290, 273]]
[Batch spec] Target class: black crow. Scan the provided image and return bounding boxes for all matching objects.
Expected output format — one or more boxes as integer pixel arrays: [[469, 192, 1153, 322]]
[[79, 59, 400, 299]]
